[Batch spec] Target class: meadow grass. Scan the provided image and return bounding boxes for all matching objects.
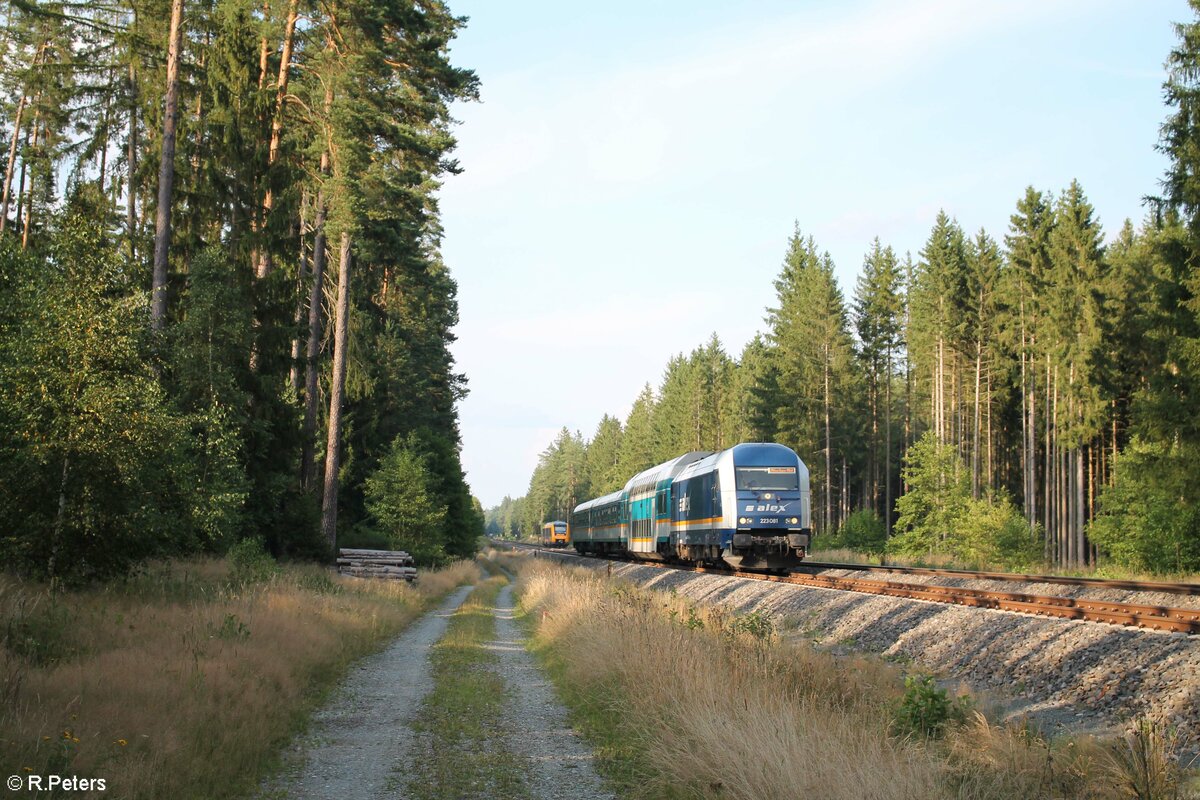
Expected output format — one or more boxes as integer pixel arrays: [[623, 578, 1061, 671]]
[[514, 557, 1195, 800], [0, 557, 479, 799]]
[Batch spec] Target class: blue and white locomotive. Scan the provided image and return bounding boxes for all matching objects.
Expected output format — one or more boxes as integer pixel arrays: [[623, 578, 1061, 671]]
[[570, 442, 812, 570]]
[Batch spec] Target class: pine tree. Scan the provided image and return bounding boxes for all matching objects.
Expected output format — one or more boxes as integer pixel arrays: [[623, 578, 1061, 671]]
[[731, 334, 776, 442], [766, 225, 860, 532], [1044, 181, 1107, 567], [853, 238, 903, 530], [615, 384, 658, 480], [1002, 187, 1053, 533], [963, 230, 1002, 500], [585, 415, 624, 494]]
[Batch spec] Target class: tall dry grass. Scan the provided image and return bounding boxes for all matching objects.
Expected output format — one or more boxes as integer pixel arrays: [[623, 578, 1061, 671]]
[[0, 557, 479, 799], [517, 560, 1195, 800], [518, 561, 940, 800]]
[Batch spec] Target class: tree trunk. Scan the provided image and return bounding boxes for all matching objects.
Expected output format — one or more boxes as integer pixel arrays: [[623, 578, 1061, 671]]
[[873, 364, 883, 510], [986, 367, 993, 491], [49, 454, 69, 582], [0, 94, 26, 232], [301, 75, 332, 488], [824, 347, 832, 534], [1043, 354, 1051, 558], [15, 125, 28, 236], [21, 115, 41, 250], [972, 336, 982, 499], [884, 342, 893, 538], [1080, 443, 1089, 568], [257, 0, 271, 89], [255, 0, 299, 280], [289, 194, 308, 393], [151, 0, 185, 331], [321, 232, 352, 549], [127, 61, 138, 261], [300, 180, 327, 489], [1019, 318, 1028, 521], [98, 79, 112, 191], [903, 337, 911, 495]]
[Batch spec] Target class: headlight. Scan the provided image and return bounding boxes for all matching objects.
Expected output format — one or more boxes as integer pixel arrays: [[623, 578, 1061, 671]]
[[738, 517, 749, 525], [763, 492, 773, 500], [789, 517, 798, 525]]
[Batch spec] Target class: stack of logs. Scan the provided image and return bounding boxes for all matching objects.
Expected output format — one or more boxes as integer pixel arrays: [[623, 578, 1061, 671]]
[[337, 548, 417, 582]]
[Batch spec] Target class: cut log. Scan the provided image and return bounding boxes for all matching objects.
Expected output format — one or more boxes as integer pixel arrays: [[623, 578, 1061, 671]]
[[339, 548, 412, 558], [336, 547, 417, 582]]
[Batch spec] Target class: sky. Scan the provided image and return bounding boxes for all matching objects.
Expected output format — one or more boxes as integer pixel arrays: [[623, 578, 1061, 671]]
[[436, 0, 1190, 508]]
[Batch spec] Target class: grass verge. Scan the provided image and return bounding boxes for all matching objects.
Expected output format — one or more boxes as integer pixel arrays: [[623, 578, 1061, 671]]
[[403, 575, 529, 800], [515, 557, 1197, 800], [0, 556, 479, 799]]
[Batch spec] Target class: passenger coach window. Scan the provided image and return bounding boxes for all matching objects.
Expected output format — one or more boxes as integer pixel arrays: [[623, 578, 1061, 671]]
[[735, 466, 799, 491]]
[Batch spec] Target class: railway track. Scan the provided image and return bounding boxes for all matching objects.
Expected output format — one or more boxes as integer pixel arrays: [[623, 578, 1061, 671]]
[[799, 560, 1200, 596], [499, 541, 1200, 635]]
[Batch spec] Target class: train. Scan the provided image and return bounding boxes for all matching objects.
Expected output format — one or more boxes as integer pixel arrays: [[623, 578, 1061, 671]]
[[540, 520, 570, 548], [569, 442, 812, 570]]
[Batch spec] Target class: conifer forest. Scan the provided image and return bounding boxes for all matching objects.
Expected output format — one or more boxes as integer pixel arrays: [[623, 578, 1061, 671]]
[[489, 12, 1200, 576], [0, 0, 483, 579]]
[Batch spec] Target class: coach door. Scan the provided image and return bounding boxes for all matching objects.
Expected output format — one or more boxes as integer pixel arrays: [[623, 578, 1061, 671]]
[[654, 486, 671, 545]]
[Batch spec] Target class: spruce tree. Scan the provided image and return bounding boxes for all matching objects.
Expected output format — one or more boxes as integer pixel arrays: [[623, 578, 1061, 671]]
[[766, 225, 859, 532]]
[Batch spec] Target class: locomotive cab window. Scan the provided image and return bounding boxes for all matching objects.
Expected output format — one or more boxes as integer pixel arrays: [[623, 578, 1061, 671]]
[[735, 466, 798, 491]]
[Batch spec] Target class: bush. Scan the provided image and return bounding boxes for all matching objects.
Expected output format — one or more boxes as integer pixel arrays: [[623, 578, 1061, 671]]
[[363, 434, 449, 565], [888, 432, 1039, 569], [957, 498, 1042, 571], [228, 538, 278, 586], [0, 220, 195, 581], [892, 673, 970, 739], [889, 433, 969, 558], [1090, 437, 1200, 574], [837, 510, 888, 555]]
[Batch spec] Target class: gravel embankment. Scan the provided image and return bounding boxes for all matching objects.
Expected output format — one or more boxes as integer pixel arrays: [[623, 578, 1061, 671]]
[[259, 585, 474, 799], [559, 556, 1200, 753], [490, 584, 615, 800]]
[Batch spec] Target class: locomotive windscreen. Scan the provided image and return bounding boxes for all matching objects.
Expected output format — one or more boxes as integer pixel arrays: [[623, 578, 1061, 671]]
[[735, 466, 798, 491]]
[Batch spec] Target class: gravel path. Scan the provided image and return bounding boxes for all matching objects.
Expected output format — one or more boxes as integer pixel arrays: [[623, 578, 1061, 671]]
[[490, 583, 615, 800], [260, 585, 474, 799]]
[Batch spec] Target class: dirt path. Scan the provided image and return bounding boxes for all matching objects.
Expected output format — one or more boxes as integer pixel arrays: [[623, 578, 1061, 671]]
[[261, 584, 474, 799], [263, 579, 613, 800], [489, 583, 614, 800]]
